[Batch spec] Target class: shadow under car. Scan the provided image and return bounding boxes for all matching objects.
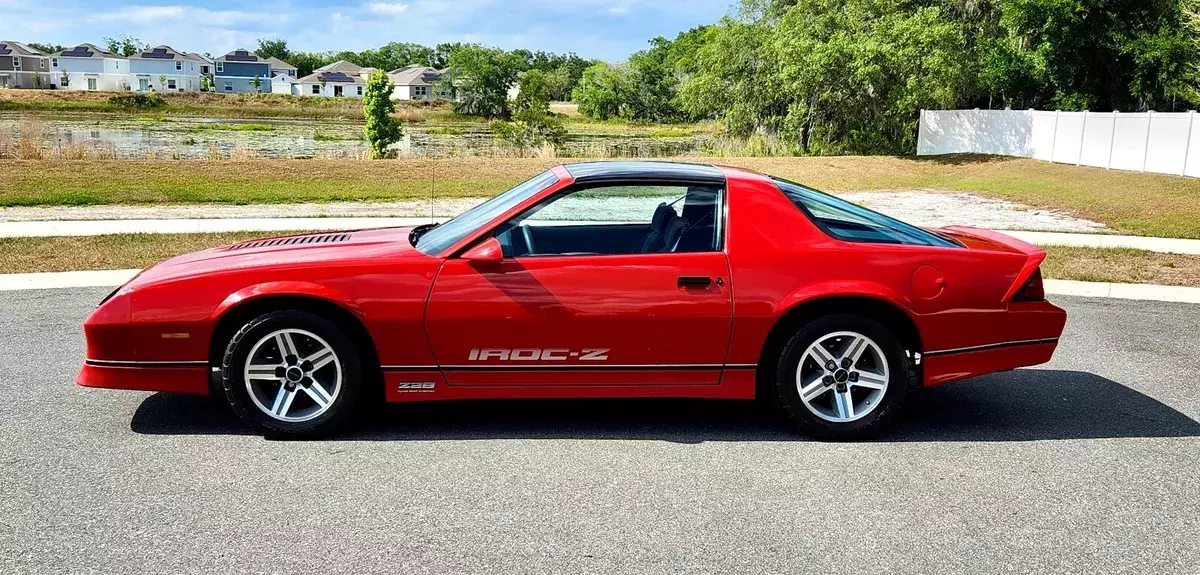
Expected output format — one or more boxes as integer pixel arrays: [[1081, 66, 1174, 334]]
[[129, 369, 1200, 443]]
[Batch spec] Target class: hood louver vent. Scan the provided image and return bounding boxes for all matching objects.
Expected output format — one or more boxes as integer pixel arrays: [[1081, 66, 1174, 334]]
[[228, 233, 352, 251]]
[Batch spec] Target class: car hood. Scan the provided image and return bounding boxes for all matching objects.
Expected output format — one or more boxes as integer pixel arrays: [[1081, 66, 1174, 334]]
[[127, 227, 429, 288]]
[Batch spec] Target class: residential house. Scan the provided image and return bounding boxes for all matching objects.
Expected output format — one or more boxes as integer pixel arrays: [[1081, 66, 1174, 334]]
[[51, 43, 129, 91], [128, 45, 201, 92], [266, 57, 297, 78], [294, 71, 365, 98], [0, 41, 51, 89], [314, 60, 375, 81], [213, 49, 271, 93], [188, 52, 214, 77], [388, 65, 451, 101]]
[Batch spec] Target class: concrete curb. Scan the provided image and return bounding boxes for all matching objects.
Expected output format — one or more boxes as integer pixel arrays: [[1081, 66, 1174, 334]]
[[1042, 279, 1200, 304], [0, 269, 141, 292], [1005, 231, 1200, 255], [0, 217, 435, 238], [3, 269, 1198, 304]]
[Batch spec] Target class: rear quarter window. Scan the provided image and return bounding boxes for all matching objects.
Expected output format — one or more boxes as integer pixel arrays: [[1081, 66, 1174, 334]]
[[773, 178, 959, 248]]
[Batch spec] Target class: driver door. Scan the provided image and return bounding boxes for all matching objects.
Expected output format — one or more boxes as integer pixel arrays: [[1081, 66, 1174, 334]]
[[424, 182, 732, 387]]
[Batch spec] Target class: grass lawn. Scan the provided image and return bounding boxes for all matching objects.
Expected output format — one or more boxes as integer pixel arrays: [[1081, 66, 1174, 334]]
[[1041, 246, 1200, 287], [2, 155, 1199, 238], [2, 233, 1198, 286], [0, 232, 272, 274]]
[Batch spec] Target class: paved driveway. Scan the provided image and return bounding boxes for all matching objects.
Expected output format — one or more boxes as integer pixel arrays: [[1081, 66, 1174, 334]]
[[1, 289, 1196, 574]]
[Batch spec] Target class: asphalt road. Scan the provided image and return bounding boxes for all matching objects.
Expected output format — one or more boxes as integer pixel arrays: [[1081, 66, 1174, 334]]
[[1, 289, 1197, 574]]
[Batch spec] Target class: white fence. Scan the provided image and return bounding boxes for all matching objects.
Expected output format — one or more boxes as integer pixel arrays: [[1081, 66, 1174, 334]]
[[918, 109, 1200, 178]]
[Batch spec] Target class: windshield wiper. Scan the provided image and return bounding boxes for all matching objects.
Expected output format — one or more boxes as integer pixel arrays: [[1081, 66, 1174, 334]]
[[409, 222, 441, 246]]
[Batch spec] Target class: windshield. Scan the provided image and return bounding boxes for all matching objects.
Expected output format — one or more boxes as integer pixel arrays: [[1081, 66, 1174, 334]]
[[413, 170, 560, 255], [773, 177, 959, 248]]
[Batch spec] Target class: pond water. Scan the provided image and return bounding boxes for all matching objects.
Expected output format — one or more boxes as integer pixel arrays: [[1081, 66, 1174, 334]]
[[0, 112, 710, 159]]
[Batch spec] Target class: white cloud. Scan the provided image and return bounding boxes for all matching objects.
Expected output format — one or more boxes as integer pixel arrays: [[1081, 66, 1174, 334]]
[[88, 5, 281, 27], [366, 2, 409, 16]]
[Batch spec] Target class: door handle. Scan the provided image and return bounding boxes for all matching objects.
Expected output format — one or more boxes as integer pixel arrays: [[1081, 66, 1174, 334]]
[[677, 276, 712, 288]]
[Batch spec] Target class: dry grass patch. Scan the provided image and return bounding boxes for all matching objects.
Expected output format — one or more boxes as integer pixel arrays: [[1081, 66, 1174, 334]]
[[2, 155, 1199, 237], [1042, 246, 1200, 287], [0, 232, 275, 274]]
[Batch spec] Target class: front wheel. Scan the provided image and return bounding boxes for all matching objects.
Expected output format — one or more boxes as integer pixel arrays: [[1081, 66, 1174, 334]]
[[221, 310, 364, 438], [773, 314, 911, 440]]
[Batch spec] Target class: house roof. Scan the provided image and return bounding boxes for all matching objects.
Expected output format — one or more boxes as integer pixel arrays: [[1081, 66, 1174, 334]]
[[265, 57, 296, 70], [215, 49, 267, 63], [314, 60, 376, 75], [297, 71, 365, 84], [184, 52, 213, 64], [388, 66, 444, 86], [53, 43, 118, 59], [129, 45, 186, 60], [0, 41, 46, 57]]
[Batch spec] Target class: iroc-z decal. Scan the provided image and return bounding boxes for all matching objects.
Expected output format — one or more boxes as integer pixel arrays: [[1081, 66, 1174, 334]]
[[396, 381, 436, 392], [468, 348, 611, 361]]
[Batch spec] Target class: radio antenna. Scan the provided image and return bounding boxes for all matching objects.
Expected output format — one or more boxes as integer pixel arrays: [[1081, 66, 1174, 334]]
[[429, 155, 435, 223]]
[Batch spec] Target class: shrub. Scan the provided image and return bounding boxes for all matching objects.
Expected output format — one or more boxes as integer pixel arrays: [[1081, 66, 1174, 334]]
[[107, 93, 167, 109]]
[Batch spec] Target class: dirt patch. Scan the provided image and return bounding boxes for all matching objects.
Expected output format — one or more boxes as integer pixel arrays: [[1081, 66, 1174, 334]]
[[842, 190, 1107, 233]]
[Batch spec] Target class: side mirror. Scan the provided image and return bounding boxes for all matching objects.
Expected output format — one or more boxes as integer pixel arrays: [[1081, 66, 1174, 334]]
[[461, 237, 504, 265]]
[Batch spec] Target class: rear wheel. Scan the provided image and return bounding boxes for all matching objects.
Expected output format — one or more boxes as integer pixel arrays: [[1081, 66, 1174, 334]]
[[773, 314, 910, 440], [221, 310, 363, 438]]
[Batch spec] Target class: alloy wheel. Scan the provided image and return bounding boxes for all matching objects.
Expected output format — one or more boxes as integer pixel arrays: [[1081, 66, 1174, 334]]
[[243, 328, 342, 422], [795, 331, 889, 423]]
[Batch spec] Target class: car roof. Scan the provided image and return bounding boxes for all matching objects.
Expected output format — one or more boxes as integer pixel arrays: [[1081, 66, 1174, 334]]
[[563, 161, 725, 186]]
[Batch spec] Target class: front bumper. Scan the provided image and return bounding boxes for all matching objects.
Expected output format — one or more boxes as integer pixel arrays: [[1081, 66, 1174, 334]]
[[76, 361, 210, 395]]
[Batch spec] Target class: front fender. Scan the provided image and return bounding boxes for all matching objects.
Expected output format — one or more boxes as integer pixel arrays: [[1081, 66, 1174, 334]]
[[211, 281, 366, 322]]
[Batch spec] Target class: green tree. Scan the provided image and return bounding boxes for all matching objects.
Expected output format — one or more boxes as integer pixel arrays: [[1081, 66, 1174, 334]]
[[288, 52, 330, 78], [624, 37, 683, 122], [363, 70, 403, 159], [492, 69, 567, 149], [251, 75, 262, 92], [103, 35, 148, 57], [255, 38, 291, 61], [444, 45, 523, 118], [572, 62, 628, 120], [680, 0, 969, 154], [27, 43, 66, 55]]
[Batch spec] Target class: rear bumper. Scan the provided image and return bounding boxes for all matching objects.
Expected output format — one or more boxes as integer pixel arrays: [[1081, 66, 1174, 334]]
[[922, 340, 1059, 387], [76, 361, 210, 395], [921, 300, 1066, 386]]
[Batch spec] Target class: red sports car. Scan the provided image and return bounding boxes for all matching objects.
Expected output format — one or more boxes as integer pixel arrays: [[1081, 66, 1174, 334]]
[[78, 161, 1066, 439]]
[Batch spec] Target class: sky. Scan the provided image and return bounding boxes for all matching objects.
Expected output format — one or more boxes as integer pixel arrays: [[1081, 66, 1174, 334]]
[[0, 0, 734, 61]]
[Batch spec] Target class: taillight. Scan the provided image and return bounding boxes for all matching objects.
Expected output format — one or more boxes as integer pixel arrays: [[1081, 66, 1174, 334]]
[[1012, 268, 1045, 302]]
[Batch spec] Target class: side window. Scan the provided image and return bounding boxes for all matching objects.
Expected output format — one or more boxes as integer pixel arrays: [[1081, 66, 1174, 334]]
[[774, 177, 958, 247], [494, 183, 723, 257]]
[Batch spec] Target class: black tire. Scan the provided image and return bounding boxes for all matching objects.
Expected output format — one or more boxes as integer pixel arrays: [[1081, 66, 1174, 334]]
[[772, 314, 912, 440], [221, 310, 363, 439]]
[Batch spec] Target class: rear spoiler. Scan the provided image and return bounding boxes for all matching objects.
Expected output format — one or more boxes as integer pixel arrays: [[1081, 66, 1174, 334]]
[[940, 226, 1047, 303]]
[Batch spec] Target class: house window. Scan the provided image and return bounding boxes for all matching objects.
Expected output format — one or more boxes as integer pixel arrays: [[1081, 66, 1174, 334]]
[[175, 61, 182, 71], [216, 62, 224, 73], [224, 81, 233, 92], [167, 79, 177, 90], [87, 78, 97, 91], [12, 57, 19, 69], [312, 85, 320, 95], [357, 86, 363, 96], [414, 86, 427, 97], [51, 58, 58, 68]]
